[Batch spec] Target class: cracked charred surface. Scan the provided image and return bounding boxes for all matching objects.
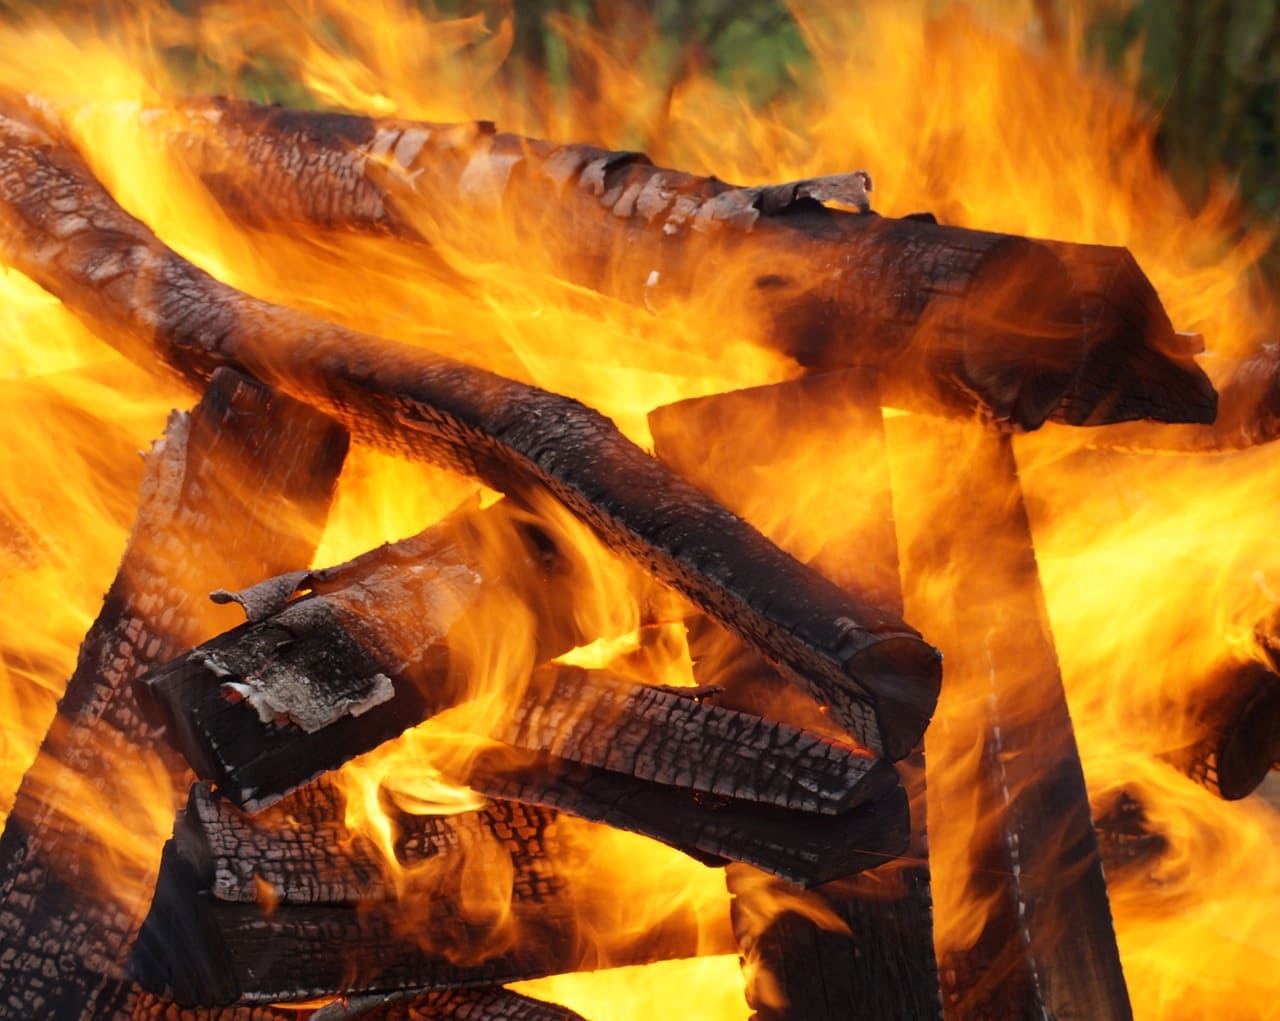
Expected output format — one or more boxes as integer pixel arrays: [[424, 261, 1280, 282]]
[[0, 369, 347, 1021], [131, 780, 734, 1008], [335, 988, 588, 1021], [156, 97, 1216, 432], [0, 97, 940, 761]]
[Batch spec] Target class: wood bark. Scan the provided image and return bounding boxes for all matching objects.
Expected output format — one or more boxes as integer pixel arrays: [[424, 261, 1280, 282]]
[[154, 96, 1216, 432], [886, 414, 1131, 1021], [131, 780, 734, 1008], [0, 96, 941, 762], [649, 372, 941, 1019], [465, 745, 909, 888], [0, 369, 347, 1021]]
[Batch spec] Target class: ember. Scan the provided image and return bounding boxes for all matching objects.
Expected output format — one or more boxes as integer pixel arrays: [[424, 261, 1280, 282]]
[[1, 4, 1278, 1021]]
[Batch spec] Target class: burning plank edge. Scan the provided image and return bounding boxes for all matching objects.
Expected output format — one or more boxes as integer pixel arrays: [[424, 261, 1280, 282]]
[[887, 415, 1132, 1020], [328, 988, 588, 1021], [153, 95, 1215, 432], [138, 503, 892, 820], [0, 95, 941, 763], [0, 369, 348, 1021], [129, 779, 738, 1008]]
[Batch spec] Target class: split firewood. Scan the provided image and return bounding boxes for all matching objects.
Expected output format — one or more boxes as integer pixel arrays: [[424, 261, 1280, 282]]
[[131, 780, 735, 1008], [151, 96, 1216, 431], [887, 414, 1131, 1020], [138, 498, 591, 811], [649, 373, 941, 1019], [466, 745, 909, 888], [0, 369, 347, 1021], [0, 96, 941, 762]]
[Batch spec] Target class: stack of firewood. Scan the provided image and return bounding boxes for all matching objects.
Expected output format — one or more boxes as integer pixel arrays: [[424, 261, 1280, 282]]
[[0, 92, 1275, 1021]]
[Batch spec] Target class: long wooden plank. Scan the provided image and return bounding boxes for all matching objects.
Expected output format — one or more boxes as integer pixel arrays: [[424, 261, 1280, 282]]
[[886, 414, 1131, 1020], [0, 96, 941, 762]]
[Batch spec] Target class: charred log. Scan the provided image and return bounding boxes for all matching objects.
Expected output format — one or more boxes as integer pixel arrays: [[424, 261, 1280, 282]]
[[337, 988, 587, 1021], [0, 369, 347, 1021], [466, 745, 909, 888], [139, 499, 589, 811], [1170, 657, 1280, 800], [0, 97, 940, 762], [130, 780, 732, 1008], [154, 96, 1216, 431], [887, 414, 1131, 1020]]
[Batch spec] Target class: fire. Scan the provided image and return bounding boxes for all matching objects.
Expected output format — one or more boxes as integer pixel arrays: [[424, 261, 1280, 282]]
[[0, 2, 1277, 1019]]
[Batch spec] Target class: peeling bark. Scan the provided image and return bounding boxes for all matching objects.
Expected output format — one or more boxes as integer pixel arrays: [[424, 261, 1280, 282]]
[[154, 96, 1216, 431]]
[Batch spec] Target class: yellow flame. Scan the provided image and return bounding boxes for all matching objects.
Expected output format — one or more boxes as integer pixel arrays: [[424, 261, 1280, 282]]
[[0, 2, 1277, 1019]]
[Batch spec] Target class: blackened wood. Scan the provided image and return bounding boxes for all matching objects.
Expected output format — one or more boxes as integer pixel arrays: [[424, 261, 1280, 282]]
[[466, 746, 909, 888], [0, 98, 940, 762], [157, 96, 1216, 431], [650, 374, 940, 1019], [139, 499, 589, 811], [886, 414, 1131, 1021], [727, 860, 938, 1021], [1170, 657, 1280, 800], [0, 369, 347, 1021], [496, 665, 889, 815], [131, 780, 730, 1007], [1091, 790, 1169, 880], [341, 988, 587, 1021]]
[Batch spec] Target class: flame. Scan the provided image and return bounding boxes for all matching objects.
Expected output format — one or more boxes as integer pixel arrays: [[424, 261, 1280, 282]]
[[0, 2, 1276, 1019]]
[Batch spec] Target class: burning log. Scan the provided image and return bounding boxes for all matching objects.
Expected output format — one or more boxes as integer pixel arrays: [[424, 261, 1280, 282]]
[[154, 96, 1216, 431], [1171, 657, 1280, 801], [138, 498, 588, 811], [887, 414, 1131, 1019], [0, 96, 941, 763], [467, 746, 909, 887], [0, 369, 347, 1021], [648, 372, 941, 1019], [131, 780, 734, 1008]]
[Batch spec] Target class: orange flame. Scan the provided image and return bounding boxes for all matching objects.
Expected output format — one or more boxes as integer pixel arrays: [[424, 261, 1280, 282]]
[[0, 2, 1276, 1020]]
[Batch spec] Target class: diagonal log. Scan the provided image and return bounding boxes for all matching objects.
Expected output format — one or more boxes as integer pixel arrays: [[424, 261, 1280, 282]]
[[152, 96, 1215, 431], [649, 371, 941, 1019], [0, 369, 348, 1021], [886, 413, 1131, 1020], [0, 97, 940, 762], [131, 780, 735, 1008]]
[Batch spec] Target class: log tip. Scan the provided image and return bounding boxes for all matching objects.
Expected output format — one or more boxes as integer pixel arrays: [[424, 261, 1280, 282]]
[[1215, 663, 1280, 800], [846, 636, 943, 761]]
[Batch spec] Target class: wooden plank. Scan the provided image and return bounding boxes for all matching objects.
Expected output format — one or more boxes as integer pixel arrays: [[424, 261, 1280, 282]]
[[886, 413, 1131, 1020]]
